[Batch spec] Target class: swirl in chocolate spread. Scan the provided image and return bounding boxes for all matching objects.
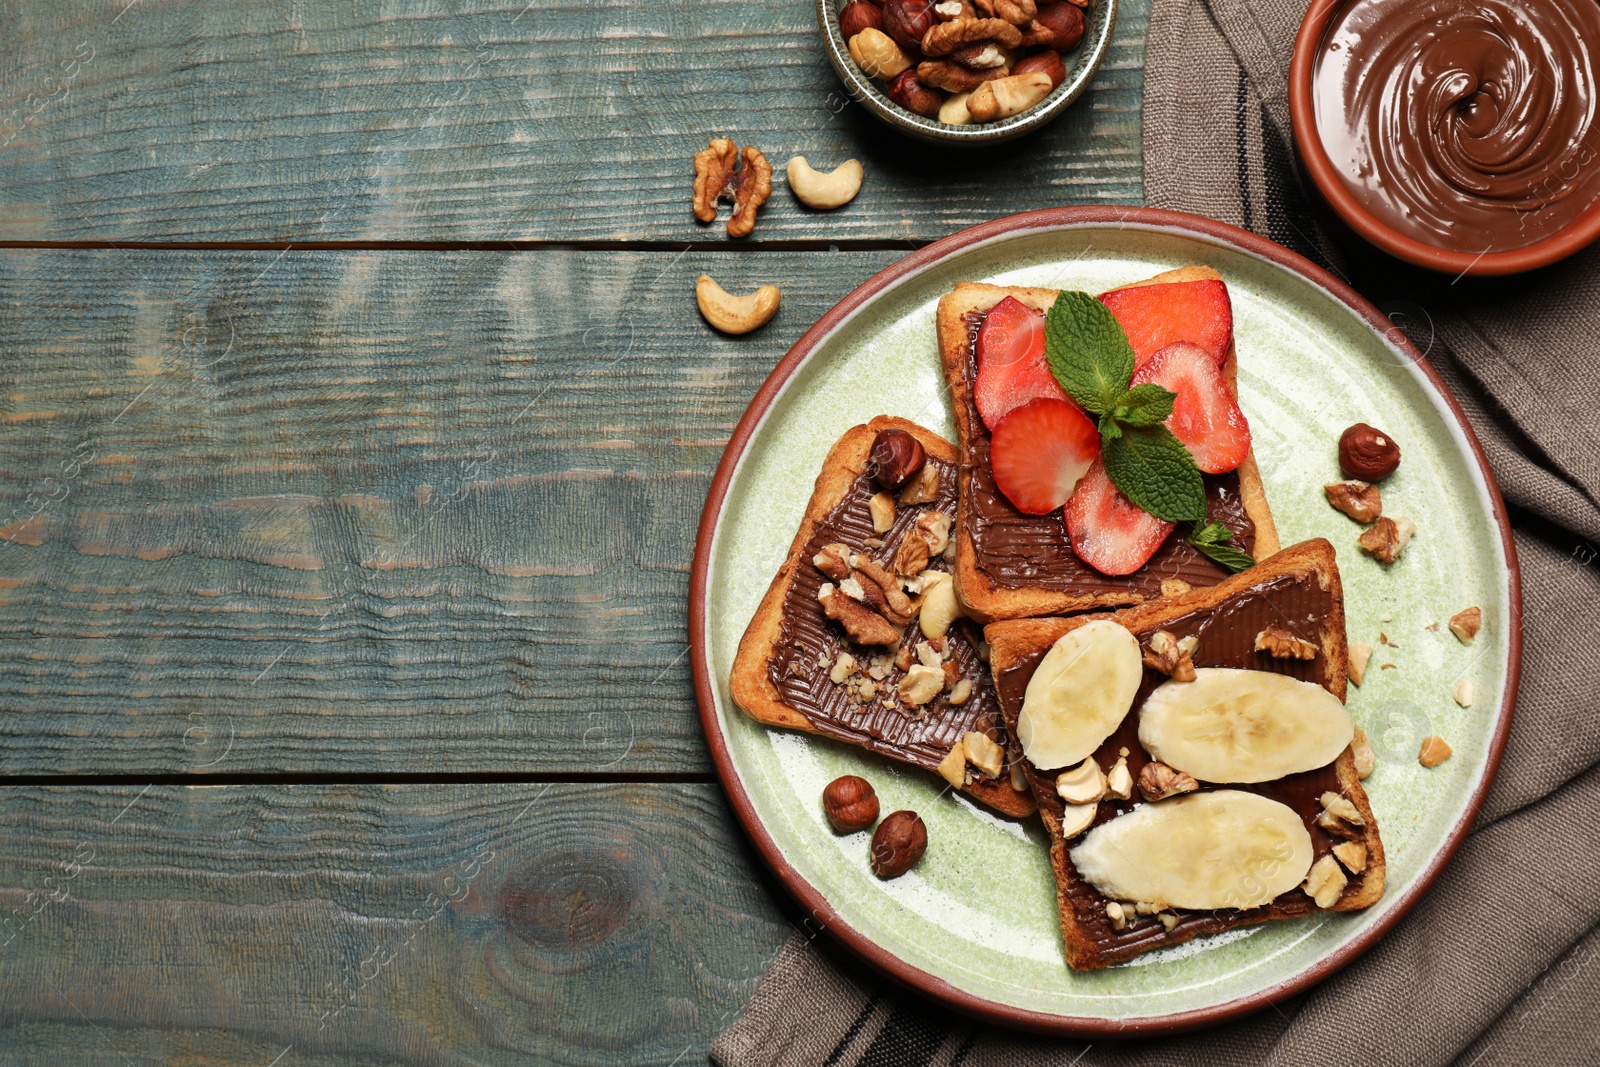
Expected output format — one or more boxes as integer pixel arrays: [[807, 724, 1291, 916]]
[[992, 574, 1362, 960], [767, 457, 1009, 776], [958, 311, 1255, 594], [1314, 0, 1600, 251]]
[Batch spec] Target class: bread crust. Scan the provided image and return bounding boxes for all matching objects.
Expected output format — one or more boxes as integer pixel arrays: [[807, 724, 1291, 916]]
[[730, 416, 1036, 819], [986, 539, 1384, 968], [937, 267, 1279, 623]]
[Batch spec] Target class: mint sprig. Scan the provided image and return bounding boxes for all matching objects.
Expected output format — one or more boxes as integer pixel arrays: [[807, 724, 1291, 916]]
[[1188, 521, 1257, 573], [1044, 292, 1206, 522]]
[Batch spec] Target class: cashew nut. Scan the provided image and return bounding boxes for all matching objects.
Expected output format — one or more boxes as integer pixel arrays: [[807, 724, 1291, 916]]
[[786, 156, 864, 210], [696, 275, 780, 335]]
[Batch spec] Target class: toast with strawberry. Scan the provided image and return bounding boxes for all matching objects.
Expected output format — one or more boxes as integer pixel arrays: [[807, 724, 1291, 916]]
[[937, 266, 1279, 622]]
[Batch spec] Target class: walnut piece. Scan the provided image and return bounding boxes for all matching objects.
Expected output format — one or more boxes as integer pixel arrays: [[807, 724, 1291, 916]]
[[1449, 606, 1482, 645], [1332, 840, 1368, 874], [1138, 761, 1198, 802], [692, 138, 773, 238], [829, 652, 857, 684], [893, 528, 931, 576], [1418, 735, 1452, 768], [917, 58, 1011, 92], [1303, 854, 1348, 908], [920, 16, 1022, 55], [973, 0, 1036, 24], [1143, 630, 1196, 681], [1324, 480, 1383, 523], [1358, 515, 1417, 564], [1254, 625, 1317, 660], [819, 582, 901, 645], [1316, 791, 1366, 838]]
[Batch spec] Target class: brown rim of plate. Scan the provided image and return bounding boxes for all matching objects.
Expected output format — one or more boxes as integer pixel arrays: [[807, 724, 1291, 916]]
[[689, 206, 1523, 1036], [814, 0, 1119, 146], [1289, 0, 1600, 277]]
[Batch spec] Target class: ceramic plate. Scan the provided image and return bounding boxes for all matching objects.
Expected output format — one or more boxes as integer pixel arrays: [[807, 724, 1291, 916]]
[[690, 208, 1520, 1034]]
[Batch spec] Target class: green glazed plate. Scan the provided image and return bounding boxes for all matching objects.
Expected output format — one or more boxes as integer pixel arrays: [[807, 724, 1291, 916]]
[[690, 208, 1520, 1034]]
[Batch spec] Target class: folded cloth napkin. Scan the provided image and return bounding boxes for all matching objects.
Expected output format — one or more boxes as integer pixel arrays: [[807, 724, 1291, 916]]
[[712, 0, 1600, 1061]]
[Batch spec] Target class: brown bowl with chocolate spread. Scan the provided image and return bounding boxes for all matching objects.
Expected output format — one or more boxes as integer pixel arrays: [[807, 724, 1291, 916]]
[[1290, 0, 1600, 276]]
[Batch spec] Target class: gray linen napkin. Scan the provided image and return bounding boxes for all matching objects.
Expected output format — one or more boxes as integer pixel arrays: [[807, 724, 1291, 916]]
[[712, 2, 1600, 1061]]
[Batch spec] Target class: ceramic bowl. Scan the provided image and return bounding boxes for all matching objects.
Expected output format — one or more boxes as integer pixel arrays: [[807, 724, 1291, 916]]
[[816, 0, 1118, 145]]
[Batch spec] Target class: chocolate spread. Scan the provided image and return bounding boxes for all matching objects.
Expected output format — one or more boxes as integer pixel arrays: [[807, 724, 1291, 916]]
[[993, 574, 1368, 962], [1313, 0, 1600, 251], [769, 458, 1011, 778], [958, 312, 1255, 595]]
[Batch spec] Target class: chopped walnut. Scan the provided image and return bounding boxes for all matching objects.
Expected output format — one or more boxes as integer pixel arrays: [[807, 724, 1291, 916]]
[[818, 583, 901, 646], [893, 646, 914, 672], [1138, 761, 1198, 802], [1324, 480, 1383, 523], [1303, 854, 1348, 908], [897, 462, 940, 505], [1358, 515, 1417, 564], [1449, 606, 1482, 645], [1349, 642, 1373, 686], [829, 652, 857, 684], [1142, 630, 1196, 682], [692, 138, 773, 238], [1332, 840, 1368, 874], [812, 543, 852, 581], [851, 556, 918, 624], [893, 529, 931, 577], [1316, 792, 1366, 838], [1254, 625, 1317, 660], [1418, 735, 1452, 768]]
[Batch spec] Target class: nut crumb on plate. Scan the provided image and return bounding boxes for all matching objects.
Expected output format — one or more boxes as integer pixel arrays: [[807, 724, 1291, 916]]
[[1418, 735, 1453, 768]]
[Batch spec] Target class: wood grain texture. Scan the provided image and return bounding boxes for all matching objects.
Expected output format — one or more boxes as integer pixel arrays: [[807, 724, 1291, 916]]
[[0, 783, 790, 1065], [0, 247, 900, 774], [0, 0, 1144, 243]]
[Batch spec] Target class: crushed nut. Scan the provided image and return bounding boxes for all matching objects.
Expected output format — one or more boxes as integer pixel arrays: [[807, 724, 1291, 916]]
[[1303, 854, 1348, 908], [1449, 606, 1482, 645], [913, 511, 951, 556], [916, 640, 941, 669], [1104, 754, 1133, 800], [1332, 840, 1368, 874], [893, 646, 914, 671], [1452, 678, 1473, 708], [1255, 625, 1317, 660], [839, 576, 868, 602], [1324, 480, 1383, 523], [1104, 900, 1127, 931], [1160, 578, 1192, 598], [812, 543, 852, 581], [868, 492, 897, 534], [1009, 759, 1028, 792], [851, 556, 918, 624], [1138, 761, 1198, 802], [1358, 515, 1417, 564], [1134, 900, 1161, 916], [829, 652, 858, 684], [941, 660, 961, 689], [1418, 735, 1452, 768], [948, 678, 973, 705], [937, 742, 967, 788], [921, 16, 1023, 56], [893, 529, 931, 576], [1351, 725, 1376, 779], [1055, 757, 1106, 804], [1158, 911, 1180, 931], [1317, 792, 1366, 838], [900, 663, 944, 706], [856, 679, 877, 699], [692, 139, 773, 238], [897, 462, 940, 505], [964, 731, 1005, 776], [819, 583, 901, 646], [1349, 642, 1373, 686], [1143, 630, 1196, 681]]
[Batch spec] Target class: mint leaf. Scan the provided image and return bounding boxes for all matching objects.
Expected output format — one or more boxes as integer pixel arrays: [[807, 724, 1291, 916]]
[[1187, 522, 1256, 573], [1044, 291, 1135, 415], [1112, 384, 1175, 427], [1102, 426, 1207, 521]]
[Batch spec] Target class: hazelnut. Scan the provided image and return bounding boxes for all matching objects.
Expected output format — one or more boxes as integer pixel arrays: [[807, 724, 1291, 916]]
[[1012, 49, 1066, 88], [869, 428, 927, 490], [823, 775, 880, 833], [886, 70, 943, 117], [839, 0, 885, 38], [870, 810, 928, 877], [1338, 423, 1401, 481], [881, 0, 937, 52], [1032, 0, 1085, 50]]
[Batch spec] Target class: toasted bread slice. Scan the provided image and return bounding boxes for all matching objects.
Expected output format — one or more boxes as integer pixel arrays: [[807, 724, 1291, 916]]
[[731, 416, 1036, 818], [986, 539, 1383, 969], [938, 266, 1280, 623]]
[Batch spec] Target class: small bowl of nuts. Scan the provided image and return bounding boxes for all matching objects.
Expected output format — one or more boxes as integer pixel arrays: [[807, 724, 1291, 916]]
[[818, 0, 1116, 144]]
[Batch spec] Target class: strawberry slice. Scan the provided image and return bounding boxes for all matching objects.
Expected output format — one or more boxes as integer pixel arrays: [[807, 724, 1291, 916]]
[[1130, 341, 1251, 474], [974, 297, 1070, 431], [989, 398, 1099, 515], [1063, 460, 1174, 575], [1099, 279, 1233, 370]]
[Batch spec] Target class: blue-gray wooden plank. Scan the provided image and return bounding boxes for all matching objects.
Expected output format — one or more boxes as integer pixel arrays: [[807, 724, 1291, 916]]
[[0, 247, 900, 775], [0, 0, 1144, 243]]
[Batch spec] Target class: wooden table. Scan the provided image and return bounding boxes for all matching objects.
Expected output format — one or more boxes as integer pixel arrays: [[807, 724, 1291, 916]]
[[0, 2, 1145, 1061]]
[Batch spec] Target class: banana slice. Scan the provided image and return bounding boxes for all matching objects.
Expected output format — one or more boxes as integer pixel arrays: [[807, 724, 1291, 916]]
[[1017, 620, 1143, 771], [1138, 668, 1354, 783], [1070, 790, 1314, 910]]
